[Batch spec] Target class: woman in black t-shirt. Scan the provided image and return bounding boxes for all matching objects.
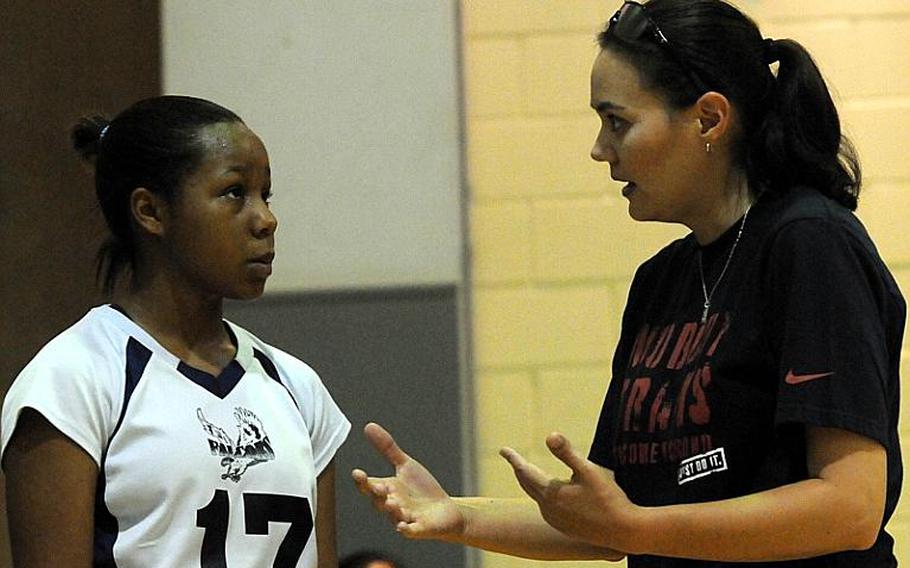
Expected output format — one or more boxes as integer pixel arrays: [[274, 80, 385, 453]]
[[352, 1, 904, 565]]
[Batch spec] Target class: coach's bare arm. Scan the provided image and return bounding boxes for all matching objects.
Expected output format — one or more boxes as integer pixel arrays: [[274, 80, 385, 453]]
[[352, 423, 625, 561]]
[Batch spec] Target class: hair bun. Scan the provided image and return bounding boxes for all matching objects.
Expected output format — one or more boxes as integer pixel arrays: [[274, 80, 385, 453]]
[[71, 115, 111, 163]]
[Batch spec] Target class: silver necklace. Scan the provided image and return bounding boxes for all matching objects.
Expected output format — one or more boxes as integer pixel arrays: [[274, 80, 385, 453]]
[[697, 205, 751, 323]]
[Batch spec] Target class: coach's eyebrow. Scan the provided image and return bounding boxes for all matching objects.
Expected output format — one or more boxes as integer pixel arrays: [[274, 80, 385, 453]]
[[591, 100, 627, 112]]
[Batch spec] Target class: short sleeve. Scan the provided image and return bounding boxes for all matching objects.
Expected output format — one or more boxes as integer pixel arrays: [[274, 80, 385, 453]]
[[588, 375, 622, 469], [1, 336, 119, 468], [765, 218, 892, 446], [272, 350, 350, 475]]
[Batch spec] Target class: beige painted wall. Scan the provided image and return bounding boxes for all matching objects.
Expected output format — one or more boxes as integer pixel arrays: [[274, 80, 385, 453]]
[[461, 1, 910, 567]]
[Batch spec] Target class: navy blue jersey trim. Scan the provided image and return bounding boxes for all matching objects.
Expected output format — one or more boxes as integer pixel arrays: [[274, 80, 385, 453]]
[[178, 360, 245, 399], [253, 348, 281, 383], [224, 323, 238, 350], [93, 465, 118, 567], [95, 337, 152, 567], [175, 322, 245, 398], [110, 338, 152, 441], [253, 348, 300, 409]]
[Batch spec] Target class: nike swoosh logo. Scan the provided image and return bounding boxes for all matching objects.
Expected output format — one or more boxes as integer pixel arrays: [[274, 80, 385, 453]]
[[784, 370, 834, 385]]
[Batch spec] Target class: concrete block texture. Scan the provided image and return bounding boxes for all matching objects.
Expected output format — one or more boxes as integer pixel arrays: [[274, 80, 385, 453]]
[[462, 0, 607, 37], [473, 284, 614, 368], [757, 0, 910, 20], [474, 371, 535, 454], [471, 202, 533, 284], [467, 116, 610, 198], [524, 35, 600, 115], [531, 197, 687, 281], [464, 38, 525, 117], [842, 102, 910, 181]]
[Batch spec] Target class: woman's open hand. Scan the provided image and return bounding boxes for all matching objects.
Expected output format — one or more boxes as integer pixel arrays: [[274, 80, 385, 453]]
[[500, 432, 637, 550], [352, 422, 465, 541]]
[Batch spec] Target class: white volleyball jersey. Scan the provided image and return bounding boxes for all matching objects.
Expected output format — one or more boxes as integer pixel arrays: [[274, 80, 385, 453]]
[[1, 305, 350, 568]]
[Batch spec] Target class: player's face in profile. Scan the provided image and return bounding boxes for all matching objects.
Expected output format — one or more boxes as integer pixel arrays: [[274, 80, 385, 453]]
[[589, 48, 705, 225], [162, 122, 277, 300]]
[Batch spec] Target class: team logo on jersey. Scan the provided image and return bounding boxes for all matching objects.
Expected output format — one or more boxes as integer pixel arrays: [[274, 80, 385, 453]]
[[197, 407, 276, 482]]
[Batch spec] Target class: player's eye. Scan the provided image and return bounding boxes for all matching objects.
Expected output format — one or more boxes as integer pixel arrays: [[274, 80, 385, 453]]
[[224, 185, 244, 199]]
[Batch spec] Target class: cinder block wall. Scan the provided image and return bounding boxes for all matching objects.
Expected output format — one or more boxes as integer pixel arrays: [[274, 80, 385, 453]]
[[461, 1, 910, 567]]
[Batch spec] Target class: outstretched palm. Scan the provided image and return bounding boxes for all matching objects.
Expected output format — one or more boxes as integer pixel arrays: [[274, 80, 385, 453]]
[[352, 423, 465, 540]]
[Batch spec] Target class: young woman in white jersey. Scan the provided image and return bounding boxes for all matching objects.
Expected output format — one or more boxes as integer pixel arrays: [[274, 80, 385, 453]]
[[352, 1, 904, 566], [2, 96, 350, 567]]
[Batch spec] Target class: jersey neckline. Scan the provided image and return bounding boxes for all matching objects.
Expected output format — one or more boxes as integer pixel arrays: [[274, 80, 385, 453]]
[[99, 304, 255, 398]]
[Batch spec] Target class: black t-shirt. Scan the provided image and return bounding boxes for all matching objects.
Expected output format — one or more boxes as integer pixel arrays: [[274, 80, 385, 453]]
[[588, 188, 904, 567]]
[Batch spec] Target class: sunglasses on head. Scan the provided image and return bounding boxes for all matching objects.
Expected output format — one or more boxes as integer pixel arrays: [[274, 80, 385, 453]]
[[607, 1, 711, 95]]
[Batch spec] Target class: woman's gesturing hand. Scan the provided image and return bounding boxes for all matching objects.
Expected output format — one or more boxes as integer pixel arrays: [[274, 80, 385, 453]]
[[500, 432, 639, 551], [352, 422, 466, 541]]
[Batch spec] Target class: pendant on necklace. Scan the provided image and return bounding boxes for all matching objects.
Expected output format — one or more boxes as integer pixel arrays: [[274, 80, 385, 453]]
[[697, 204, 752, 326]]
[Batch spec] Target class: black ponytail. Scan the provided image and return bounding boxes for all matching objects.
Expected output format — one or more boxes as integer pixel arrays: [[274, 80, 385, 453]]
[[72, 115, 134, 295], [746, 39, 860, 209], [598, 0, 861, 210]]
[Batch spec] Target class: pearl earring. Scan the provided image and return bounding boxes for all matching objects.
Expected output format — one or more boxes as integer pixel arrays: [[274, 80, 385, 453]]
[[705, 142, 712, 154]]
